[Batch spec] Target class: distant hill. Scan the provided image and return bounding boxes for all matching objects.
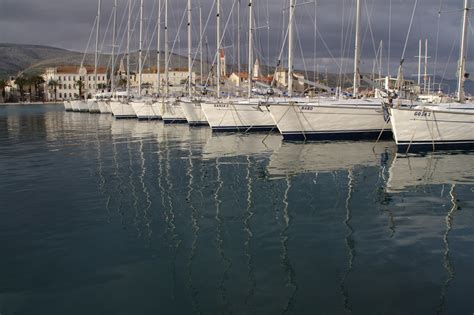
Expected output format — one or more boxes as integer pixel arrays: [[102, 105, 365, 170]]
[[0, 43, 209, 80]]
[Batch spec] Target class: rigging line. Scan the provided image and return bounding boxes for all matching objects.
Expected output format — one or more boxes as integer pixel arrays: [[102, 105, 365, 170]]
[[362, 0, 379, 62], [113, 0, 133, 65], [339, 0, 355, 88], [81, 17, 98, 68], [440, 30, 458, 88], [167, 4, 187, 71], [191, 0, 216, 77], [339, 0, 345, 86], [313, 0, 317, 82], [388, 0, 392, 75], [294, 17, 309, 81], [400, 0, 418, 62], [204, 0, 238, 87]]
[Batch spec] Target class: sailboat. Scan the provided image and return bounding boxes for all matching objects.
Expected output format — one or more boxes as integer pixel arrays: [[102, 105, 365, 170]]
[[160, 0, 188, 124], [388, 0, 474, 153], [200, 0, 276, 132], [180, 1, 209, 126], [267, 0, 392, 141], [130, 0, 161, 120], [110, 0, 137, 118]]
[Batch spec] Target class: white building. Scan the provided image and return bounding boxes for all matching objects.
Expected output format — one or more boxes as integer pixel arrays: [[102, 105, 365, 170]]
[[130, 67, 197, 95], [42, 66, 108, 101]]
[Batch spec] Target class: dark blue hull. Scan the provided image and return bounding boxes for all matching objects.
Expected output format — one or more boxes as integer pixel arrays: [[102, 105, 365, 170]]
[[397, 140, 474, 153], [282, 130, 393, 141], [211, 125, 276, 132]]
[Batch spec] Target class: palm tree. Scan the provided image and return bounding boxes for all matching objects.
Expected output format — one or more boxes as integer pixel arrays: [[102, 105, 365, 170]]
[[48, 79, 59, 102], [118, 78, 127, 89], [76, 78, 85, 100], [14, 76, 28, 102], [31, 75, 45, 101], [0, 79, 8, 102]]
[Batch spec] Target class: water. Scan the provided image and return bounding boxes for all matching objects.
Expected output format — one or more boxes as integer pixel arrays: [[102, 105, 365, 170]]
[[0, 104, 473, 315]]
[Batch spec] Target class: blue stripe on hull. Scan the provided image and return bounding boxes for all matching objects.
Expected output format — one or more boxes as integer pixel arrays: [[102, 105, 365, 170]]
[[397, 140, 474, 153], [282, 130, 393, 141], [137, 117, 161, 121], [188, 121, 209, 127], [212, 125, 276, 132], [163, 118, 188, 124], [114, 116, 137, 119]]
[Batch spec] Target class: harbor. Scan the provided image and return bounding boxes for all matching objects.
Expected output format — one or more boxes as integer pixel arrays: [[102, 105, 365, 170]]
[[1, 104, 474, 314], [1, 0, 474, 313]]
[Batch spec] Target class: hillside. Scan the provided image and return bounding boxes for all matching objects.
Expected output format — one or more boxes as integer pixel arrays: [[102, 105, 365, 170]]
[[0, 43, 209, 80]]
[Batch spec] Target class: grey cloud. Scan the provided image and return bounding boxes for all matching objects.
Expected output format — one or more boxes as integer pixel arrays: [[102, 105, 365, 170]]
[[0, 0, 470, 78]]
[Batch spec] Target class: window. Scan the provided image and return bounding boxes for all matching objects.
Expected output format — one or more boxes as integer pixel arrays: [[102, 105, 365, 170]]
[[73, 84, 76, 89], [68, 84, 72, 89], [73, 76, 76, 81], [63, 76, 66, 81], [69, 93, 72, 98], [88, 76, 91, 81], [59, 93, 62, 98], [89, 84, 91, 89], [68, 76, 71, 81]]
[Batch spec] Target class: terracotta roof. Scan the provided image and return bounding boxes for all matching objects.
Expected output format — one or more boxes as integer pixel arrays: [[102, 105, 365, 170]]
[[231, 72, 248, 79], [254, 76, 273, 83], [56, 66, 107, 74], [142, 67, 190, 74]]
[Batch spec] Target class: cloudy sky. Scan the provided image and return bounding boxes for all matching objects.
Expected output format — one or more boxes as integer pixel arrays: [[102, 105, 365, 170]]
[[0, 0, 471, 80]]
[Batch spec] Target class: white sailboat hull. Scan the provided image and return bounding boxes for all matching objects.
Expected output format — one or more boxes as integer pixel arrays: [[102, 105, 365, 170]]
[[181, 100, 208, 125], [110, 101, 137, 118], [98, 101, 111, 114], [88, 100, 100, 113], [131, 101, 161, 120], [73, 100, 89, 112], [268, 100, 391, 141], [63, 101, 73, 111], [389, 106, 474, 152], [201, 100, 275, 132], [162, 99, 187, 123]]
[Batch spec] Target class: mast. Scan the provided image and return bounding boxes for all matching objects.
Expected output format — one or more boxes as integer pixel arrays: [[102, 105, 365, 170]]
[[188, 0, 193, 98], [457, 0, 469, 103], [217, 0, 221, 99], [417, 39, 422, 87], [127, 0, 131, 96], [95, 0, 101, 93], [248, 0, 253, 98], [237, 0, 241, 88], [165, 0, 169, 97], [200, 6, 203, 85], [157, 0, 162, 95], [424, 39, 428, 93], [111, 0, 117, 94], [288, 0, 295, 97], [353, 0, 361, 98], [138, 0, 144, 97]]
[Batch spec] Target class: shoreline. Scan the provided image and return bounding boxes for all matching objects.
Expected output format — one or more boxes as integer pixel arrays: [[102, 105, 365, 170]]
[[0, 102, 63, 106]]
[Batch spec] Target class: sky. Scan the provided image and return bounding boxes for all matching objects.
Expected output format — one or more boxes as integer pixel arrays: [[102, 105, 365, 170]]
[[0, 0, 471, 81]]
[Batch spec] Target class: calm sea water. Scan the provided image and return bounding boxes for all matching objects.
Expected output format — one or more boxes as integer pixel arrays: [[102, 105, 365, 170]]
[[0, 104, 474, 315]]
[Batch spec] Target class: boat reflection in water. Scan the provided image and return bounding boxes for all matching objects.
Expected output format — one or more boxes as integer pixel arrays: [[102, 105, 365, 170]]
[[387, 153, 474, 192], [3, 105, 474, 314]]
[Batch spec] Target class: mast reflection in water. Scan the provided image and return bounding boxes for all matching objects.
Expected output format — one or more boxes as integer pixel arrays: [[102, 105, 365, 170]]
[[0, 105, 474, 314]]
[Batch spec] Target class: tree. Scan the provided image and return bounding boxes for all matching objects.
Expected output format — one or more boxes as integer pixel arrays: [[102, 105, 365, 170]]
[[0, 79, 8, 102], [48, 79, 59, 102], [76, 78, 85, 99], [118, 78, 127, 89], [31, 75, 45, 101], [14, 75, 28, 102]]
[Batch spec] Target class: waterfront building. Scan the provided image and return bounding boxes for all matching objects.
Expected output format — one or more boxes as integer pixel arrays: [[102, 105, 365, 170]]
[[42, 66, 108, 101]]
